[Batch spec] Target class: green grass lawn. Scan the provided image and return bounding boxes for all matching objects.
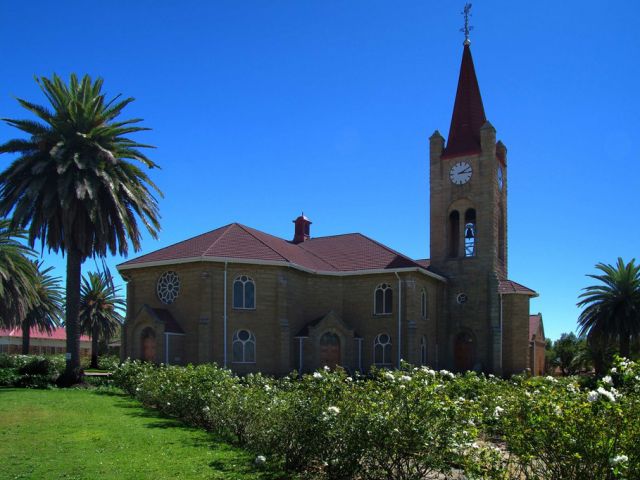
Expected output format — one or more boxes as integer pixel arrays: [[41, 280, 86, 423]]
[[0, 388, 282, 480]]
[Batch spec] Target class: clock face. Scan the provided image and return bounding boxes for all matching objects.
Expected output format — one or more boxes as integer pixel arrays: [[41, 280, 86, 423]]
[[449, 161, 472, 185], [497, 166, 504, 191]]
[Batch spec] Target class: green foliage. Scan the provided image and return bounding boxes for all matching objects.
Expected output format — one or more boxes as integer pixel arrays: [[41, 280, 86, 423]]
[[0, 219, 37, 327], [113, 361, 640, 479], [578, 258, 640, 359], [550, 332, 589, 375]]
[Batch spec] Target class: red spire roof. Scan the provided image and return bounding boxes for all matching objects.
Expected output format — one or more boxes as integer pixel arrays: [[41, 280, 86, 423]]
[[442, 44, 486, 158]]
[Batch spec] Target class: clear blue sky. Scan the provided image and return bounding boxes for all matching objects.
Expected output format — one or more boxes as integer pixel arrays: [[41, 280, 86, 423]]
[[1, 1, 638, 341]]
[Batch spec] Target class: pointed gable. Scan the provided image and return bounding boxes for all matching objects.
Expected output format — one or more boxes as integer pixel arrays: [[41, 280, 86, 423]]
[[442, 44, 487, 158]]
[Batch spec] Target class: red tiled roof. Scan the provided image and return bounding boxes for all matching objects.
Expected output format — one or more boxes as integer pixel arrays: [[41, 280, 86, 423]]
[[415, 258, 431, 269], [442, 44, 487, 158], [0, 327, 90, 341], [529, 314, 544, 341], [119, 223, 433, 275], [498, 279, 538, 296]]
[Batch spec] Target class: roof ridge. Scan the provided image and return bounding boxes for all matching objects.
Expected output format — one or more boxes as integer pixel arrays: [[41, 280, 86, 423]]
[[202, 223, 236, 257], [235, 223, 290, 262], [306, 232, 361, 241]]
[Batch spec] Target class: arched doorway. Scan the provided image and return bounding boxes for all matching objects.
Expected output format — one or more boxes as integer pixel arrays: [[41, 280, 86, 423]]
[[454, 332, 474, 372], [319, 332, 341, 368], [141, 327, 156, 362]]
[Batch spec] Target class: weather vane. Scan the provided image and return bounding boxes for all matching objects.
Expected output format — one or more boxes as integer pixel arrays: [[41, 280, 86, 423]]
[[460, 3, 473, 45]]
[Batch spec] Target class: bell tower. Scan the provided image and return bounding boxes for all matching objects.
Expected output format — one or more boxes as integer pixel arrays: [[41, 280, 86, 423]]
[[429, 4, 508, 374]]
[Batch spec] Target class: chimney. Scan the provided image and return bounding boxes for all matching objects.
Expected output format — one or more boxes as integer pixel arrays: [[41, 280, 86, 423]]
[[292, 213, 311, 244]]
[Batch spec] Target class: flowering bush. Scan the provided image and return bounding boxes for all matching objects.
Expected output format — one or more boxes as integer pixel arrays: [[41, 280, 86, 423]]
[[112, 359, 640, 479]]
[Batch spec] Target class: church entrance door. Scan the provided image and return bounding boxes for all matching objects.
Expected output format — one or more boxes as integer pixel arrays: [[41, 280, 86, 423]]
[[141, 327, 156, 362], [319, 332, 341, 368], [454, 332, 473, 372]]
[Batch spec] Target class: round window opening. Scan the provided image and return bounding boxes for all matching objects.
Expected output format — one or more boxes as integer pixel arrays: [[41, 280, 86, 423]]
[[238, 330, 250, 341], [456, 293, 468, 305], [157, 271, 180, 304]]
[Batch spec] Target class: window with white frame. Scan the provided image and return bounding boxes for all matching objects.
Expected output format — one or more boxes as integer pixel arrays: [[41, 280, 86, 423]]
[[374, 333, 392, 365], [233, 275, 255, 309], [420, 336, 427, 365], [421, 289, 428, 319], [374, 283, 393, 315], [232, 329, 256, 363]]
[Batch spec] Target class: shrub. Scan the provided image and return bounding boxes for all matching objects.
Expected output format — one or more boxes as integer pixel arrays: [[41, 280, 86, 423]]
[[111, 360, 640, 479]]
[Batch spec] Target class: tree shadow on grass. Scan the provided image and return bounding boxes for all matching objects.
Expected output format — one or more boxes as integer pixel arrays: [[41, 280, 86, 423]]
[[105, 393, 286, 479]]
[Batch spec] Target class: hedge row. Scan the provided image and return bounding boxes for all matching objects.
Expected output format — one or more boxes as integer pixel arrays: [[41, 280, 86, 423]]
[[112, 359, 640, 479], [0, 354, 120, 388]]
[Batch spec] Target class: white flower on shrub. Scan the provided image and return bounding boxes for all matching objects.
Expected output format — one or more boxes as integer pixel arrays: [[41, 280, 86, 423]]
[[597, 387, 617, 402], [439, 369, 454, 378], [254, 455, 266, 466], [327, 406, 340, 415], [493, 406, 504, 418], [611, 454, 628, 466], [384, 372, 395, 382], [566, 383, 578, 394], [323, 365, 330, 371], [554, 405, 562, 416], [587, 390, 599, 402], [545, 375, 557, 383], [399, 375, 411, 382], [313, 372, 322, 379], [602, 375, 613, 386]]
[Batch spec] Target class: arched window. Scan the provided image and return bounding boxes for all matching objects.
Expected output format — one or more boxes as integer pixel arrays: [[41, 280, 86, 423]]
[[374, 333, 392, 366], [233, 275, 255, 309], [421, 289, 428, 319], [420, 336, 427, 365], [464, 209, 476, 257], [449, 210, 460, 258], [232, 329, 256, 363], [374, 283, 393, 315]]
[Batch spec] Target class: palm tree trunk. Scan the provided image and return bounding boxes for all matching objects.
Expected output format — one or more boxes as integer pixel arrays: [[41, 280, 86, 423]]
[[60, 248, 82, 386], [620, 333, 630, 359], [21, 319, 31, 354], [91, 323, 99, 369]]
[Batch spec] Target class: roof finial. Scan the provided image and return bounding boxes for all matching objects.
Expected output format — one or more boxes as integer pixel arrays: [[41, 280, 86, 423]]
[[460, 3, 473, 46]]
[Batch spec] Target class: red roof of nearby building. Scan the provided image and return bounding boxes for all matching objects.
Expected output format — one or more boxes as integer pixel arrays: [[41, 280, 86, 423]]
[[119, 223, 433, 275], [0, 327, 90, 341], [442, 44, 487, 158], [415, 258, 431, 269], [498, 279, 538, 296], [529, 314, 545, 341]]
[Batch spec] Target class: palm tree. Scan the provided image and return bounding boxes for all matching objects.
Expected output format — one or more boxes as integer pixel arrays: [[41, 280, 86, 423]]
[[0, 219, 37, 327], [0, 74, 161, 384], [79, 271, 124, 369], [577, 258, 640, 360], [21, 260, 64, 354]]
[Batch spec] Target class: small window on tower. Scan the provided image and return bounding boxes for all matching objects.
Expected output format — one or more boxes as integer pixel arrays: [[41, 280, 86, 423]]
[[464, 209, 476, 257]]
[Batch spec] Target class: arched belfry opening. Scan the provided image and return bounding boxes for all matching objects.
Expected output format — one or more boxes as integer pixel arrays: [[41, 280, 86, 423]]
[[464, 208, 476, 257], [448, 210, 460, 258]]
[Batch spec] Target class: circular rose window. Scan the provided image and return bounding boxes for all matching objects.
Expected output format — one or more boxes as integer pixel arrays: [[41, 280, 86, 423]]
[[157, 271, 180, 304]]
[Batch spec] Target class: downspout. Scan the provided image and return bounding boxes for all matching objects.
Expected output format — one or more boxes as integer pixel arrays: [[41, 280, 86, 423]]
[[394, 272, 402, 368], [499, 292, 503, 374], [298, 337, 304, 372], [223, 261, 228, 368], [165, 333, 169, 365]]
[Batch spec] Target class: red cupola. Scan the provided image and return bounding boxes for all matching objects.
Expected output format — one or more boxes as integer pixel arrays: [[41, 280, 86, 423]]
[[292, 213, 311, 244]]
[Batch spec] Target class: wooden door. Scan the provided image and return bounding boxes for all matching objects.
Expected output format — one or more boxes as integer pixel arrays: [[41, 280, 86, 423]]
[[141, 328, 156, 362], [319, 332, 341, 368], [454, 332, 473, 372]]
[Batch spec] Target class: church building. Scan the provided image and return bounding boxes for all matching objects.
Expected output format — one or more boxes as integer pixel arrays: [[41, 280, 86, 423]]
[[118, 32, 545, 377]]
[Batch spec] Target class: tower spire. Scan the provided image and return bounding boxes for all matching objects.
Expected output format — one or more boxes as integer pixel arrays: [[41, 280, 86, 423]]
[[442, 5, 486, 158]]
